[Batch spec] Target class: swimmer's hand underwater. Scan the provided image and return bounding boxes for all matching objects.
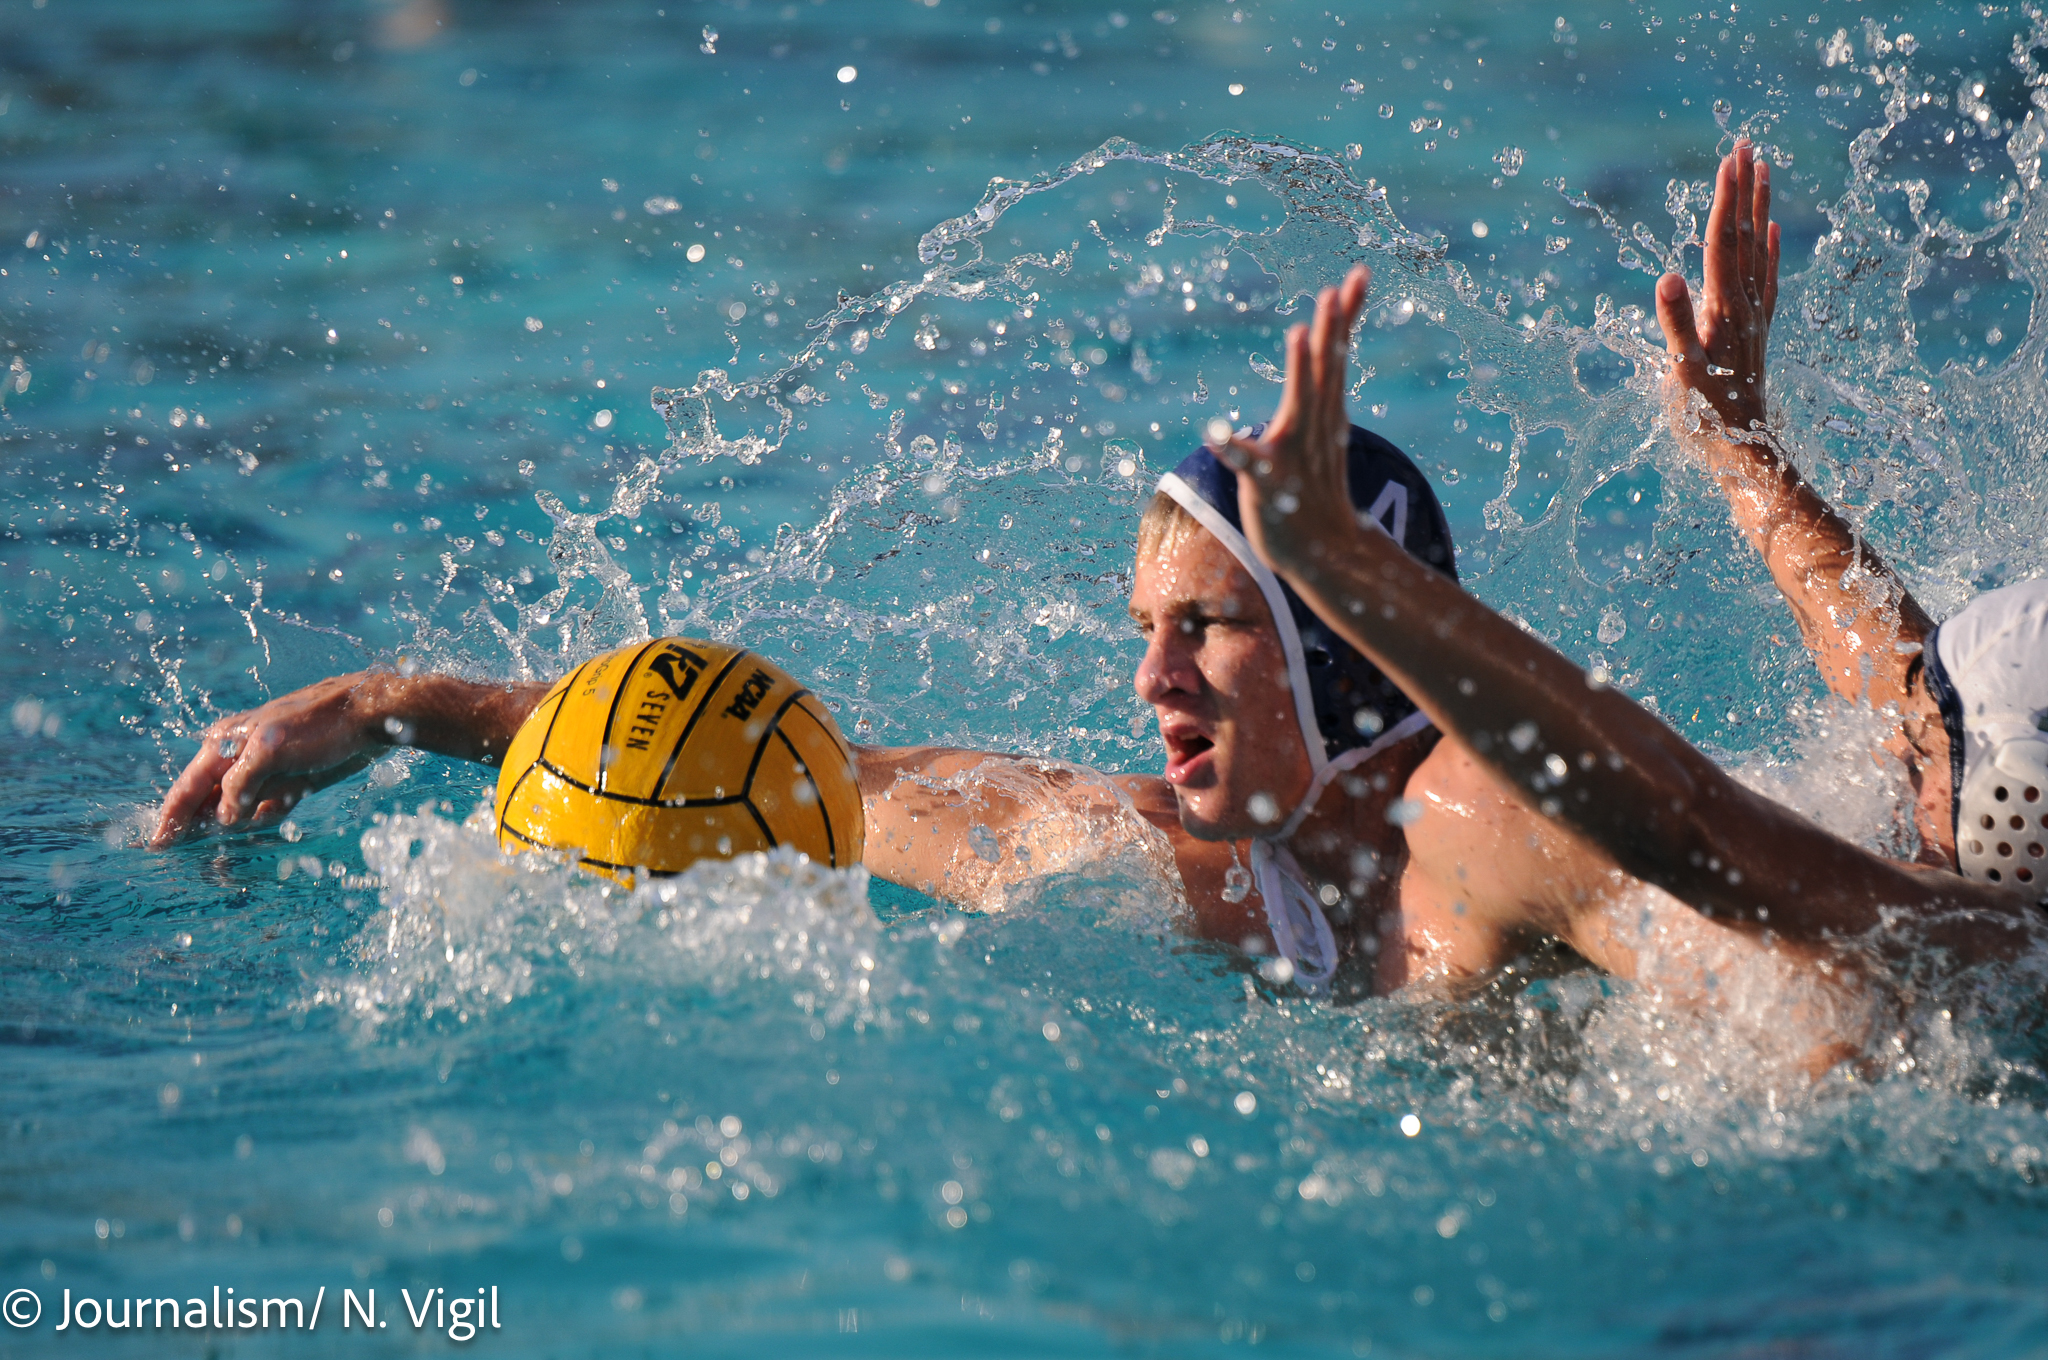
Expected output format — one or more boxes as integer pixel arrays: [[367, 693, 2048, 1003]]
[[148, 672, 546, 847]]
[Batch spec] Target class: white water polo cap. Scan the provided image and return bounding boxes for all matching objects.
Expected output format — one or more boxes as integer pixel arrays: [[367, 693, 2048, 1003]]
[[1924, 578, 2048, 891]]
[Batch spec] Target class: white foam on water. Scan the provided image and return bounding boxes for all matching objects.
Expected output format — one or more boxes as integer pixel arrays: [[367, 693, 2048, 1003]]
[[321, 808, 893, 1036]]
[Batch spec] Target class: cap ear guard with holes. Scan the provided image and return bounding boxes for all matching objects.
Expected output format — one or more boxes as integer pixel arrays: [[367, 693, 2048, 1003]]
[[1926, 579, 2048, 894], [1953, 737, 2048, 888]]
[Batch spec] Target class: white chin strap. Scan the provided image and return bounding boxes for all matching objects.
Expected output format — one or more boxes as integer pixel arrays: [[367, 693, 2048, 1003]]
[[1155, 469, 1436, 992], [1248, 711, 1433, 994], [1955, 733, 2048, 891]]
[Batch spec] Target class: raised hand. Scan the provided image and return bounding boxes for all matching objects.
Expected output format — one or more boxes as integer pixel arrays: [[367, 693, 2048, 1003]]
[[1212, 264, 1373, 580], [1656, 140, 1779, 434]]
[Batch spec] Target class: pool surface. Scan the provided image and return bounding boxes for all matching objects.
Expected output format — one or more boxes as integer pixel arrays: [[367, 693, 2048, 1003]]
[[6, 1, 2048, 1355]]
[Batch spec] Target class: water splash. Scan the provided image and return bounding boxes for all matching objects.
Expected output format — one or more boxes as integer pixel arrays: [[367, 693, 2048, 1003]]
[[324, 807, 891, 1035], [131, 21, 2048, 1237]]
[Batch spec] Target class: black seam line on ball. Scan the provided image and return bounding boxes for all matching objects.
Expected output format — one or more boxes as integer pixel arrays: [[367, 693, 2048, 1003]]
[[499, 822, 686, 878], [497, 819, 559, 852], [497, 760, 542, 842], [533, 756, 751, 808], [739, 687, 812, 801], [741, 797, 778, 848], [653, 648, 752, 800], [536, 657, 594, 759], [503, 818, 773, 878], [773, 722, 834, 865], [499, 661, 585, 842], [780, 699, 862, 853], [595, 639, 670, 796]]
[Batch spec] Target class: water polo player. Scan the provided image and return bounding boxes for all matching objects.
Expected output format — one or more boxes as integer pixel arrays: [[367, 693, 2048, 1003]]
[[149, 159, 2043, 1037], [1656, 141, 2048, 896]]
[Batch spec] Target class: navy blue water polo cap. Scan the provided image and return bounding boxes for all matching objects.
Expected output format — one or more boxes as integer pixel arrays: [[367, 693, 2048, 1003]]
[[1155, 423, 1458, 772]]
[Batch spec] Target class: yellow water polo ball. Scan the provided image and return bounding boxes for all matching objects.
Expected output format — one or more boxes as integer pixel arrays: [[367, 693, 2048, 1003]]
[[492, 637, 865, 882]]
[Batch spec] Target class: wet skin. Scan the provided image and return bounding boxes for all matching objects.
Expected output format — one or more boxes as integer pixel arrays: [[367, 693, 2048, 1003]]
[[1653, 140, 1952, 864], [149, 141, 2032, 1049]]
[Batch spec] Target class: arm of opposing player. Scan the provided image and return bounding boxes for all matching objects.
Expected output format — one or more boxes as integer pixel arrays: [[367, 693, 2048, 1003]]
[[1279, 492, 2035, 969], [1228, 271, 2040, 971], [150, 671, 548, 847], [1657, 142, 1934, 715]]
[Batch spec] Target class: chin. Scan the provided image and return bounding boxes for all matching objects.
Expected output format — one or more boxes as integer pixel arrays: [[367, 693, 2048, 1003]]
[[1172, 788, 1257, 843]]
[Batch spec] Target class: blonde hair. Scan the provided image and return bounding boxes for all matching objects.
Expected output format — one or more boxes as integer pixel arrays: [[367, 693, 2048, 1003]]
[[1136, 490, 1202, 561]]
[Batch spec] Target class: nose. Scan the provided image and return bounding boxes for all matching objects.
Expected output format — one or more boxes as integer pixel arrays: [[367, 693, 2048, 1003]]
[[1133, 627, 1192, 706]]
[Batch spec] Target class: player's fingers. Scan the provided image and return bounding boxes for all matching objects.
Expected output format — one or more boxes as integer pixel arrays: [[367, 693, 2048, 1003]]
[[1752, 159, 1773, 297], [1308, 285, 1339, 413], [1285, 319, 1315, 434], [1733, 142, 1756, 294], [1765, 221, 1781, 326], [1272, 321, 1310, 440], [1655, 274, 1705, 361], [214, 722, 286, 826], [1311, 284, 1346, 440], [149, 746, 235, 847], [1342, 262, 1372, 315], [243, 789, 307, 828], [1327, 266, 1369, 433], [1702, 149, 1741, 298], [1217, 433, 1261, 475]]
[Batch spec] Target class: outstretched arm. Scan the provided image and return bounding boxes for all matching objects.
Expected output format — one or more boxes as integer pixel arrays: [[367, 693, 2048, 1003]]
[[1656, 141, 1936, 711], [1220, 266, 2034, 968], [853, 745, 1210, 921], [150, 672, 548, 846], [153, 674, 1202, 925]]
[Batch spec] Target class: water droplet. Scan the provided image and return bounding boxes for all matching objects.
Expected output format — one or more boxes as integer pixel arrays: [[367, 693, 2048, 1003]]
[[1384, 798, 1423, 827]]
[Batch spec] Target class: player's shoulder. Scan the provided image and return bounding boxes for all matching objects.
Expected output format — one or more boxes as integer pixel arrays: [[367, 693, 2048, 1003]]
[[1402, 732, 1509, 809], [1108, 771, 1178, 823], [1398, 734, 1570, 894]]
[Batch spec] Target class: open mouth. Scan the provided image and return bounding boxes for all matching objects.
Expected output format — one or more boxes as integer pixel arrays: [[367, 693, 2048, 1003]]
[[1160, 724, 1216, 784]]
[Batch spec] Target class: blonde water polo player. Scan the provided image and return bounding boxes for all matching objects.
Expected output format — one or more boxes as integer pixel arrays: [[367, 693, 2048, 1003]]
[[152, 145, 2042, 1054]]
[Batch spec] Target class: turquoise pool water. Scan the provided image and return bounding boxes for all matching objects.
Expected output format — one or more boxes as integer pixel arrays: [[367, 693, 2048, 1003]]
[[7, 0, 2048, 1354]]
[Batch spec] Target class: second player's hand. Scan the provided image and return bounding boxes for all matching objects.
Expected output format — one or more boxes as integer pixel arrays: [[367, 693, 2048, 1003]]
[[1656, 139, 1779, 435]]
